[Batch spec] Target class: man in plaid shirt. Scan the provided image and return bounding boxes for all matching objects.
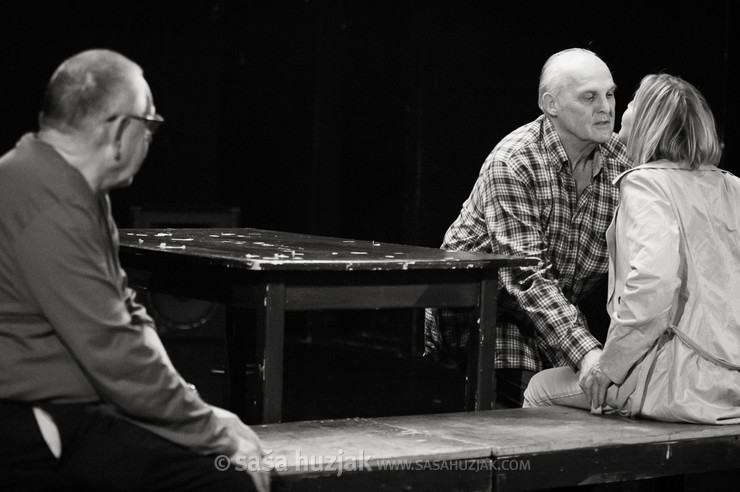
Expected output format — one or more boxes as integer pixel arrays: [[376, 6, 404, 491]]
[[425, 48, 631, 407]]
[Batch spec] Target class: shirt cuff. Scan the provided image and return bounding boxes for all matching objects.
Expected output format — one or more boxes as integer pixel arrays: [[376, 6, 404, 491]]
[[565, 328, 602, 370]]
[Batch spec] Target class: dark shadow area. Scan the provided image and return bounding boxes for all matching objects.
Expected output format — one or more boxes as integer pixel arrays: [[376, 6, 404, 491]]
[[1, 1, 735, 248], [157, 309, 465, 423]]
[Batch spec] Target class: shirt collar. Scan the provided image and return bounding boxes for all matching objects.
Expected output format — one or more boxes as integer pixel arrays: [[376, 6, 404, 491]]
[[541, 116, 604, 177], [541, 116, 570, 168]]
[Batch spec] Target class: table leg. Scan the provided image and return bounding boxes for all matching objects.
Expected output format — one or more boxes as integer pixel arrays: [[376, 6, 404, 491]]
[[225, 305, 248, 419], [465, 270, 498, 411], [256, 282, 286, 423]]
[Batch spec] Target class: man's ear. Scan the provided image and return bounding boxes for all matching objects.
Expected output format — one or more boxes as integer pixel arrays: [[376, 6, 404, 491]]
[[109, 117, 130, 162], [112, 117, 130, 144], [541, 92, 559, 117]]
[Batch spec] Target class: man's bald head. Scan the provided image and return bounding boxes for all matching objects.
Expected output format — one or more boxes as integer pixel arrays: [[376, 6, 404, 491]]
[[538, 48, 612, 111], [39, 49, 143, 133]]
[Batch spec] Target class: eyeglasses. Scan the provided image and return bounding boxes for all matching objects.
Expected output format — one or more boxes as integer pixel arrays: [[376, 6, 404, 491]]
[[107, 113, 165, 135]]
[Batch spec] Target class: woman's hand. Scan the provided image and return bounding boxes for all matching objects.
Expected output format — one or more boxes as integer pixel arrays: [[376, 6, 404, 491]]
[[579, 362, 614, 411]]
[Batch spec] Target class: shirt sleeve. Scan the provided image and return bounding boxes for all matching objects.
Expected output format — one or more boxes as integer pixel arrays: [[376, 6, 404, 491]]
[[489, 159, 601, 368], [599, 173, 681, 384], [15, 203, 238, 457]]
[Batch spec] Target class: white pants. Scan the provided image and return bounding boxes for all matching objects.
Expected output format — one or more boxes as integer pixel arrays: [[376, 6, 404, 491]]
[[522, 367, 592, 409]]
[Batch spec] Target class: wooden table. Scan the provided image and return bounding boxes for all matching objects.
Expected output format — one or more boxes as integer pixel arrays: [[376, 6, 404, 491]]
[[118, 228, 537, 423]]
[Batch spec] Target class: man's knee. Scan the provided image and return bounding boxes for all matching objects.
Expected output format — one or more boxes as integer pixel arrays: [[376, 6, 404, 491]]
[[522, 371, 550, 407]]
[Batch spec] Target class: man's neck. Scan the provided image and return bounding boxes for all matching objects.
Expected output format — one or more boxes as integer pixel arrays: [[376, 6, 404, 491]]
[[37, 129, 102, 194], [570, 148, 598, 200], [560, 136, 597, 170], [570, 147, 595, 171]]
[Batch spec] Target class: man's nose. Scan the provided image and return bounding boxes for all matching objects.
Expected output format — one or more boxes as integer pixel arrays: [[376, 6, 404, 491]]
[[596, 94, 612, 113]]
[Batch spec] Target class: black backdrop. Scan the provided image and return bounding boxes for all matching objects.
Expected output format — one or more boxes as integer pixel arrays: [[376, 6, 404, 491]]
[[1, 0, 735, 248]]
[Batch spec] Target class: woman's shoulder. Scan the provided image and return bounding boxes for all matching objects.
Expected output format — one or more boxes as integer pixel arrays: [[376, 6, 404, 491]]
[[612, 160, 691, 186]]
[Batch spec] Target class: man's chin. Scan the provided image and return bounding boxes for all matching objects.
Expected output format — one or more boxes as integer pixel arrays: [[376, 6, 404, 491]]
[[594, 127, 614, 142], [112, 177, 135, 190]]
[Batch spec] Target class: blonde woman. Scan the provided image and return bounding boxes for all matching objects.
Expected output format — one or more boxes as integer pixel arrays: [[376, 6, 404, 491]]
[[524, 73, 740, 424]]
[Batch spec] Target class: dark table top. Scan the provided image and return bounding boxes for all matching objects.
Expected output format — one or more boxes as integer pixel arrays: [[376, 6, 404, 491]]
[[119, 228, 538, 272]]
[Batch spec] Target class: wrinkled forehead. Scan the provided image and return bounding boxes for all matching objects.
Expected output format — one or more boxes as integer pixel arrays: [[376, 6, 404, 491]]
[[557, 56, 615, 94], [568, 69, 615, 93]]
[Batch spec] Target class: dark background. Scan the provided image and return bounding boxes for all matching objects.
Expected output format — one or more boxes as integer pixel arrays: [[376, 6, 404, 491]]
[[1, 1, 736, 419], [1, 0, 735, 247]]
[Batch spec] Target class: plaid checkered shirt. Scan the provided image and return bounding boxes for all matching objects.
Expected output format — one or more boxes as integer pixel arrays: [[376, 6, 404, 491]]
[[425, 114, 631, 372]]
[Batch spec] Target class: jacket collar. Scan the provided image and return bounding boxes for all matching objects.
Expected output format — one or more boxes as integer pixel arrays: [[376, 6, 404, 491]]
[[613, 160, 724, 185]]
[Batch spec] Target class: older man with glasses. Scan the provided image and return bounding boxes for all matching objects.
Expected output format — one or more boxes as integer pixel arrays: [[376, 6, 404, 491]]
[[0, 49, 268, 492]]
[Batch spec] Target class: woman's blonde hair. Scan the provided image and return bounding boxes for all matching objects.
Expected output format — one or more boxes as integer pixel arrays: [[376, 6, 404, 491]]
[[627, 73, 722, 169]]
